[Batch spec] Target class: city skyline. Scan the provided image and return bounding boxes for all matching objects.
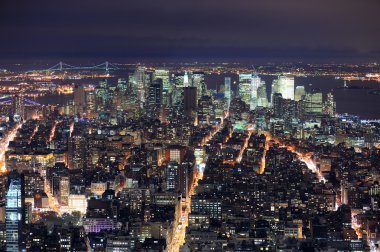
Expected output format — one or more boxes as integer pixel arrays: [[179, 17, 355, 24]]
[[1, 1, 380, 251]]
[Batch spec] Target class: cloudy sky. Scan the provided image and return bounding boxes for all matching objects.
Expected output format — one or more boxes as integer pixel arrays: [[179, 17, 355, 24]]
[[0, 0, 379, 63]]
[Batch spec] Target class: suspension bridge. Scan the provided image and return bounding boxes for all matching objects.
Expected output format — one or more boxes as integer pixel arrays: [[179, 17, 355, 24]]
[[27, 61, 120, 73]]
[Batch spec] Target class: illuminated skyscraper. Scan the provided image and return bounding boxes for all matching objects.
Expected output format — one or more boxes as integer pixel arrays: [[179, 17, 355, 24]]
[[257, 82, 268, 108], [303, 89, 323, 116], [183, 72, 190, 87], [239, 74, 253, 106], [74, 84, 86, 115], [224, 77, 231, 107], [68, 133, 87, 170], [86, 91, 96, 118], [271, 76, 295, 102], [279, 76, 295, 100], [13, 95, 25, 120], [250, 75, 261, 110], [153, 69, 170, 91], [166, 162, 178, 191], [197, 96, 214, 125], [192, 72, 206, 101], [135, 66, 147, 107], [294, 85, 306, 101], [324, 92, 336, 116], [148, 79, 163, 113], [6, 171, 24, 252], [59, 176, 70, 206], [239, 74, 261, 110], [153, 69, 171, 106], [95, 79, 109, 111], [174, 73, 186, 88]]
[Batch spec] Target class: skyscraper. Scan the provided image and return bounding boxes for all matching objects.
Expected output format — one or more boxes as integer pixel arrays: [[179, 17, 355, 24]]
[[59, 176, 70, 206], [224, 77, 231, 107], [324, 92, 336, 116], [197, 96, 214, 125], [278, 76, 295, 100], [153, 69, 170, 91], [166, 162, 178, 191], [239, 74, 261, 109], [135, 66, 147, 107], [250, 75, 261, 110], [13, 95, 25, 120], [86, 91, 96, 118], [184, 87, 197, 117], [303, 89, 323, 116], [257, 82, 268, 108], [148, 79, 163, 112], [153, 69, 171, 106], [271, 76, 295, 102], [74, 84, 86, 115], [295, 85, 306, 101], [6, 171, 24, 252], [68, 133, 88, 170], [192, 72, 205, 101]]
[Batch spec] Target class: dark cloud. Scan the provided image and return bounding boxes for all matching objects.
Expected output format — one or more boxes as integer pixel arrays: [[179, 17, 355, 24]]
[[0, 0, 379, 63]]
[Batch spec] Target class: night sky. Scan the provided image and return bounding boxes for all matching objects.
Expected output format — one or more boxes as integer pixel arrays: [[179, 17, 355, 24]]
[[0, 0, 379, 63]]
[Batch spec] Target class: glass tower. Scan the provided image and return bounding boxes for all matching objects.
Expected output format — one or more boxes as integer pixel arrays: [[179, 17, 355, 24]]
[[224, 77, 231, 108], [6, 172, 24, 252]]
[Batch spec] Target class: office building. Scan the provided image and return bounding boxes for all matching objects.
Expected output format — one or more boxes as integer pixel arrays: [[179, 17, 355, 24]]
[[6, 172, 24, 252], [166, 162, 178, 191], [295, 85, 306, 101], [74, 84, 86, 115], [184, 87, 197, 117], [224, 77, 232, 107]]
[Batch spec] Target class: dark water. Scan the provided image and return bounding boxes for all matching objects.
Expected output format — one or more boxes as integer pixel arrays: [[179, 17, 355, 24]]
[[34, 74, 380, 119]]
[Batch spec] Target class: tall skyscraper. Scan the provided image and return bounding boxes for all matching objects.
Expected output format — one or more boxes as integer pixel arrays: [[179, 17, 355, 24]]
[[303, 89, 323, 116], [68, 133, 88, 170], [166, 162, 178, 191], [184, 87, 197, 117], [324, 92, 336, 116], [74, 84, 86, 115], [271, 76, 295, 102], [95, 79, 109, 112], [224, 77, 231, 108], [6, 171, 24, 252], [135, 66, 147, 107], [59, 176, 70, 206], [238, 74, 261, 110], [294, 86, 306, 101], [250, 75, 261, 110], [197, 96, 214, 125], [257, 82, 269, 108], [148, 79, 163, 112], [192, 72, 205, 101], [153, 69, 171, 106], [183, 72, 190, 87], [279, 76, 295, 100], [153, 69, 170, 91], [174, 73, 186, 88], [239, 74, 252, 106], [86, 91, 96, 118]]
